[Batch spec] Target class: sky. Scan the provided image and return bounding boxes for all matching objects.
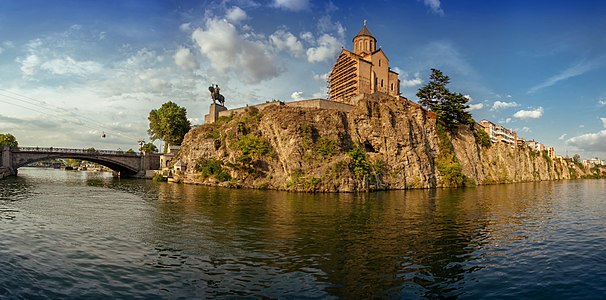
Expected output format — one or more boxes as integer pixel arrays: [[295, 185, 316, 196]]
[[1, 0, 606, 159]]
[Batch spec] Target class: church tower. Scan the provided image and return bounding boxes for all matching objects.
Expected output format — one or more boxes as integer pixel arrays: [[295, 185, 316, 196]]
[[353, 20, 376, 56], [328, 21, 401, 105]]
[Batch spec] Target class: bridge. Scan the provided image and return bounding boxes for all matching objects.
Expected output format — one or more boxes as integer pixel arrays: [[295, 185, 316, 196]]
[[1, 146, 160, 178]]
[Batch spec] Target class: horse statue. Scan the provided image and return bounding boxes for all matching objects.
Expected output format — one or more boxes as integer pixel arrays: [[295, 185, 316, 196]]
[[209, 84, 225, 106]]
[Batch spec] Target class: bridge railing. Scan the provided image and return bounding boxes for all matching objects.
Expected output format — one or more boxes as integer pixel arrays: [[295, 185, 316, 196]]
[[16, 147, 141, 156]]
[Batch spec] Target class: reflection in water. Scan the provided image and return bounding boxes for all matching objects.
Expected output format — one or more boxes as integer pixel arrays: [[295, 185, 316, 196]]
[[1, 168, 606, 299]]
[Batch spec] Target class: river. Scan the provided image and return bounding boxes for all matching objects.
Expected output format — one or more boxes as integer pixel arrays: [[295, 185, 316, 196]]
[[1, 167, 605, 299]]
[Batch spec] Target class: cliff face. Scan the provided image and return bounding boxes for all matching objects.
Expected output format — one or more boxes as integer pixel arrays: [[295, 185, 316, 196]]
[[176, 94, 586, 192]]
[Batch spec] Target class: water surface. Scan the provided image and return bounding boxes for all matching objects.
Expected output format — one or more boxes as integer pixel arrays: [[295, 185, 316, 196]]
[[1, 168, 605, 299]]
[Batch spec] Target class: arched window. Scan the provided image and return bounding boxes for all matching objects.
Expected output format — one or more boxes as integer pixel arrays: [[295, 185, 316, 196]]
[[381, 79, 384, 87], [391, 83, 393, 91], [379, 59, 381, 67]]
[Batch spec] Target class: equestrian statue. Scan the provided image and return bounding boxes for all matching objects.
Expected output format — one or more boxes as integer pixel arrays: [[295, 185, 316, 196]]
[[209, 84, 225, 106]]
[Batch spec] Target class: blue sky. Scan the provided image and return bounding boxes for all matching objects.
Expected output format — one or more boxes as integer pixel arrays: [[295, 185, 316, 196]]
[[1, 0, 605, 159]]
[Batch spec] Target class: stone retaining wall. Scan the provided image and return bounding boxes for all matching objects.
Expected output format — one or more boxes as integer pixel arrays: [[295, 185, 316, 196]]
[[215, 99, 354, 122]]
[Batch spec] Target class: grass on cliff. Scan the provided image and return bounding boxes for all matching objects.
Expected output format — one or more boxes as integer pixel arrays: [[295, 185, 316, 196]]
[[298, 123, 338, 158], [436, 123, 475, 187]]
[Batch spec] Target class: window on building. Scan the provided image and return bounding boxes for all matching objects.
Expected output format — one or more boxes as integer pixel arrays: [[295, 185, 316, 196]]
[[379, 59, 381, 67], [391, 83, 393, 91], [381, 79, 383, 87]]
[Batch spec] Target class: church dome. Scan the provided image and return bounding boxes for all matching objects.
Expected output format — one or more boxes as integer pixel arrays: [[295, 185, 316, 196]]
[[353, 20, 376, 42], [353, 20, 376, 55]]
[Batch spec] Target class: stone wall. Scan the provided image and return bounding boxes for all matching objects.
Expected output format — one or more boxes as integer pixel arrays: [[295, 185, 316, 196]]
[[209, 99, 355, 124]]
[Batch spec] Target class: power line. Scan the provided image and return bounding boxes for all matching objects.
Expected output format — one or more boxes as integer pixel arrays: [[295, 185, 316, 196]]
[[0, 88, 145, 142]]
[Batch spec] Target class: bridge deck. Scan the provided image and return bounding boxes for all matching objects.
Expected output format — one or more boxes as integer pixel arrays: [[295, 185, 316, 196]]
[[15, 147, 141, 156]]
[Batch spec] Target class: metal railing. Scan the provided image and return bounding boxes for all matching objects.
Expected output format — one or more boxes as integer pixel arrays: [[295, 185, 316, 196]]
[[15, 147, 140, 156]]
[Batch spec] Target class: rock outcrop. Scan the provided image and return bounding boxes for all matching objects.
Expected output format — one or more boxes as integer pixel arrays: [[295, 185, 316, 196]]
[[175, 93, 591, 192]]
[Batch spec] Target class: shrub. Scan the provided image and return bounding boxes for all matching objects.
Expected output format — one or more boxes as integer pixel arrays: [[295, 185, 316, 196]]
[[152, 172, 166, 182], [216, 115, 233, 124], [373, 157, 385, 175], [436, 123, 470, 187], [206, 129, 220, 139], [437, 152, 466, 187], [195, 158, 231, 182], [316, 137, 337, 157], [542, 150, 552, 164], [237, 134, 271, 158], [298, 123, 316, 149], [348, 147, 371, 178], [474, 128, 491, 148]]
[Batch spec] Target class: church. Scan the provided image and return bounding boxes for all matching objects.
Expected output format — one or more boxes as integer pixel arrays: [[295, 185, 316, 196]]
[[329, 21, 400, 104]]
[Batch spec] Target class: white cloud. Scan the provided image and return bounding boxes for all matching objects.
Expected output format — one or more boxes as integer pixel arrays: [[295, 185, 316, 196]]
[[291, 91, 304, 100], [226, 6, 248, 24], [300, 32, 314, 43], [179, 23, 192, 32], [318, 16, 345, 38], [491, 100, 520, 111], [513, 107, 544, 119], [558, 133, 567, 140], [306, 34, 341, 63], [40, 56, 103, 76], [174, 47, 199, 71], [528, 55, 606, 94], [423, 0, 444, 16], [396, 69, 423, 88], [270, 29, 304, 57], [601, 117, 606, 128], [273, 0, 309, 11], [462, 95, 486, 112], [567, 130, 606, 152], [579, 124, 585, 128], [467, 103, 484, 111], [598, 98, 606, 107], [19, 54, 41, 76], [191, 18, 280, 83], [313, 72, 329, 81], [519, 126, 531, 133]]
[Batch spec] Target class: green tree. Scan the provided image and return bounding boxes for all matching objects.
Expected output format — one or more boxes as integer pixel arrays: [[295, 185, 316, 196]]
[[573, 154, 581, 164], [0, 133, 18, 148], [417, 69, 473, 130], [126, 148, 136, 153], [139, 142, 158, 153], [148, 101, 191, 152]]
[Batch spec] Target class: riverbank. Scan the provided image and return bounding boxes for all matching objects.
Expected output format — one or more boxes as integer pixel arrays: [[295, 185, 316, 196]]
[[174, 93, 601, 192]]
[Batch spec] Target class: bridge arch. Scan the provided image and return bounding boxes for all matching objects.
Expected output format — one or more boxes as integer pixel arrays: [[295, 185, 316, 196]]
[[15, 154, 139, 176], [7, 147, 146, 177]]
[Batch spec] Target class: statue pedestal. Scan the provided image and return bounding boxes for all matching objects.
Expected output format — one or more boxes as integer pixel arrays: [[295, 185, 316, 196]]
[[204, 103, 227, 124]]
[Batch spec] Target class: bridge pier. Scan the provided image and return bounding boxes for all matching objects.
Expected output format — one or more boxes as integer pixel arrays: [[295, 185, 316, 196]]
[[1, 146, 16, 176]]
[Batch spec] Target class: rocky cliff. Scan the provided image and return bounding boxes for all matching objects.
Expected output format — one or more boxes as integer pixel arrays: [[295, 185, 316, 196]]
[[175, 93, 591, 192]]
